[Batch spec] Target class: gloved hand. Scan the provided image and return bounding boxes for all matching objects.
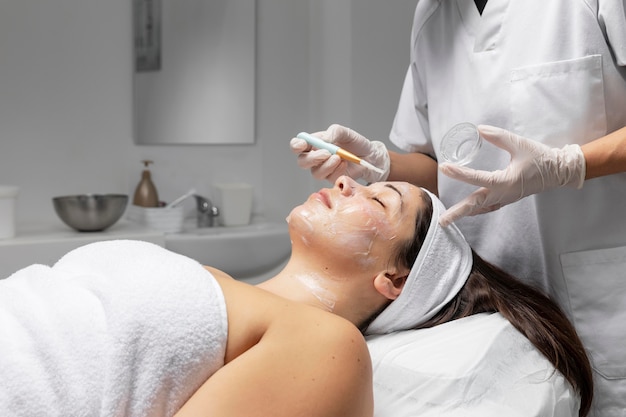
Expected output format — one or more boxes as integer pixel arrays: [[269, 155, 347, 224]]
[[290, 124, 390, 183], [438, 125, 586, 227]]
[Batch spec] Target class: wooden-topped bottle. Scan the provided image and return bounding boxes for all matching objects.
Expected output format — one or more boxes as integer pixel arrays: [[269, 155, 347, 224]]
[[133, 160, 159, 207]]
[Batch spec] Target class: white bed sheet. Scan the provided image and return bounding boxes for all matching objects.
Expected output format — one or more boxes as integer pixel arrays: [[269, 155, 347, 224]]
[[367, 313, 579, 417]]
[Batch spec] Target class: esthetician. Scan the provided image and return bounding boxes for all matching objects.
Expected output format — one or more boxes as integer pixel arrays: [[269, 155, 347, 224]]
[[290, 1, 626, 415], [1, 177, 592, 417]]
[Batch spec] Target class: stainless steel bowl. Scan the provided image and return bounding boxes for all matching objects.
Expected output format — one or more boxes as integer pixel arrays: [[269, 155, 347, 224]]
[[52, 194, 128, 232]]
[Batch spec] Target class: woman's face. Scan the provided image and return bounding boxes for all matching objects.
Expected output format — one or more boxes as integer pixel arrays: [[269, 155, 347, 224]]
[[287, 176, 427, 270]]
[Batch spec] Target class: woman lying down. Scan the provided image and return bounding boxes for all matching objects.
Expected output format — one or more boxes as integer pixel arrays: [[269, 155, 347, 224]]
[[0, 176, 592, 417]]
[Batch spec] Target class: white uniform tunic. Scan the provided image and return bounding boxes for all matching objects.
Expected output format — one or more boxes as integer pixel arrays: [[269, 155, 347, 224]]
[[390, 1, 626, 415]]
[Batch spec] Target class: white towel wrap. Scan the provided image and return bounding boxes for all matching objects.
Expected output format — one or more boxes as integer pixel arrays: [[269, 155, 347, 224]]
[[0, 240, 228, 417], [366, 188, 472, 335]]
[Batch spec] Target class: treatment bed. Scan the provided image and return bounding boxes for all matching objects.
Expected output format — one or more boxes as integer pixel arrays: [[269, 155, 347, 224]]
[[367, 312, 579, 417]]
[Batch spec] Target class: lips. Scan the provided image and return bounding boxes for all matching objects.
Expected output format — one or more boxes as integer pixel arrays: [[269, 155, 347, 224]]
[[315, 190, 332, 208]]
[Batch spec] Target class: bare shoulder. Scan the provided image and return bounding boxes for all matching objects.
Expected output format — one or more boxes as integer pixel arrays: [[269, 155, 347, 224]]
[[314, 319, 374, 415], [320, 323, 373, 415], [176, 275, 373, 417], [283, 307, 372, 372], [294, 308, 371, 364], [250, 307, 374, 417]]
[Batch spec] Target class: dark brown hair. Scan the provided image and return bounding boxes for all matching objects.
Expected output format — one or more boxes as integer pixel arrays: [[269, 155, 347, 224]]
[[396, 191, 593, 417]]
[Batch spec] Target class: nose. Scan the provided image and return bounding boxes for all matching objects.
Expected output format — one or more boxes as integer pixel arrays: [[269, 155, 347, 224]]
[[334, 175, 358, 196]]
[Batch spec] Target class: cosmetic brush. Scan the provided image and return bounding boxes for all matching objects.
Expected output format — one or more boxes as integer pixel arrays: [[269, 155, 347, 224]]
[[297, 132, 385, 176]]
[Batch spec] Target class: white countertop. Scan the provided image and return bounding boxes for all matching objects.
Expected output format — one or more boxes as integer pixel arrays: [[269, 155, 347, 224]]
[[0, 220, 165, 279], [0, 220, 164, 246]]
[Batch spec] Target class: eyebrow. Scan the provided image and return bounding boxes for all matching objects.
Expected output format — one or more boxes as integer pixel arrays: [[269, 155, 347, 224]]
[[384, 184, 404, 211]]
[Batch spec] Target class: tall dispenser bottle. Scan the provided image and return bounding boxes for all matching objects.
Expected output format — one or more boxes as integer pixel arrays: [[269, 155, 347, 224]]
[[133, 160, 159, 207]]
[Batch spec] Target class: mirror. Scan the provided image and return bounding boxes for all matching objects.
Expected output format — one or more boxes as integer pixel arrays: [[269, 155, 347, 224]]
[[133, 0, 256, 145]]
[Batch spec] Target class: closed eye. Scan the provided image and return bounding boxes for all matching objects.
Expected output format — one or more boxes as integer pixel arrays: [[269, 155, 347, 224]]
[[373, 197, 386, 208]]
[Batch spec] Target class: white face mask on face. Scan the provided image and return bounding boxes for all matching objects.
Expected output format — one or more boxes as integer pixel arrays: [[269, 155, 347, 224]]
[[285, 178, 420, 312], [287, 178, 413, 268]]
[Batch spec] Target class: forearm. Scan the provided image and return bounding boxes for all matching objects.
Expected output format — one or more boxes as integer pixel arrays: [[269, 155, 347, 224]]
[[581, 126, 626, 180], [387, 150, 439, 194]]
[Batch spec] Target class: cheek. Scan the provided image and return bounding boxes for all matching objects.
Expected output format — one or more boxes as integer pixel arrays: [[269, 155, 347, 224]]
[[341, 208, 400, 267], [287, 203, 402, 266], [287, 206, 317, 247], [331, 203, 410, 269], [327, 206, 398, 262]]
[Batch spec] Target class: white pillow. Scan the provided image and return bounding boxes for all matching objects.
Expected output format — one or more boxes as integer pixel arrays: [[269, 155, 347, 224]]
[[366, 313, 579, 417]]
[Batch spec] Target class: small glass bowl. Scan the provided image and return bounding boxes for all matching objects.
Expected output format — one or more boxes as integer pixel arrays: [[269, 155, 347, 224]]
[[440, 122, 483, 166]]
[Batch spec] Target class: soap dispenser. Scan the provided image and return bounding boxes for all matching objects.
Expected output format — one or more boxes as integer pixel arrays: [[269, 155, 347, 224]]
[[133, 160, 159, 207]]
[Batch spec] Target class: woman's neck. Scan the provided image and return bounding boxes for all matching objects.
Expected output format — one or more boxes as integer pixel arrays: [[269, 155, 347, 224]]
[[256, 261, 378, 327], [257, 274, 337, 312]]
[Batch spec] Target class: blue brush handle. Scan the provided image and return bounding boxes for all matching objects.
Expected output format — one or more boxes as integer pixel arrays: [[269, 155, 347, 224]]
[[297, 132, 339, 154]]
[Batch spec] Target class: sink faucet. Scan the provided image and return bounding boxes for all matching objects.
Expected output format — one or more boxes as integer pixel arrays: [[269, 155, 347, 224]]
[[193, 195, 219, 227]]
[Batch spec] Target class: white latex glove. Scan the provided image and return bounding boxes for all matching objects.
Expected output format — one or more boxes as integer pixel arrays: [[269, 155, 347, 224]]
[[290, 124, 390, 183], [438, 125, 586, 227]]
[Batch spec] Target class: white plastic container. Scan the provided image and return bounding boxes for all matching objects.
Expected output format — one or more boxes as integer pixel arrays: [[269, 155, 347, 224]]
[[126, 205, 184, 233], [0, 186, 19, 239], [440, 122, 483, 166], [212, 183, 253, 226]]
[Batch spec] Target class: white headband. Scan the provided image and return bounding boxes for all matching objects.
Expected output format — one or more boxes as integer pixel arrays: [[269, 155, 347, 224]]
[[365, 188, 473, 335]]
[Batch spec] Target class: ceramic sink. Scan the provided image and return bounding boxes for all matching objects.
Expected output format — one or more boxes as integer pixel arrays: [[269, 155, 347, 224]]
[[164, 219, 291, 281]]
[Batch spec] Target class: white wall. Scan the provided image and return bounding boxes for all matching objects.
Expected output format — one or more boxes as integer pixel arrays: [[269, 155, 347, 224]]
[[0, 0, 415, 228]]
